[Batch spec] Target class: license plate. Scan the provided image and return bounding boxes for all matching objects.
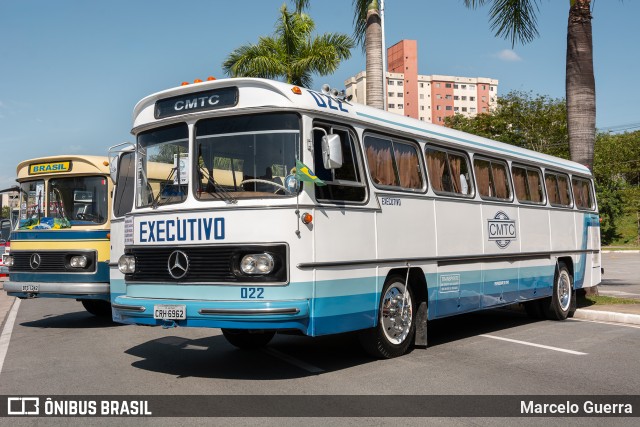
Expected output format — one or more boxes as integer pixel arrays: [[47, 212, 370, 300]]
[[22, 284, 39, 292], [153, 304, 186, 320]]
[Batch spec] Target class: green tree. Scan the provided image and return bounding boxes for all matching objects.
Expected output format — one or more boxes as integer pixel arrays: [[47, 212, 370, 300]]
[[445, 90, 569, 158], [352, 0, 384, 109], [1, 206, 10, 219], [223, 2, 353, 88], [593, 131, 640, 244], [463, 0, 597, 171]]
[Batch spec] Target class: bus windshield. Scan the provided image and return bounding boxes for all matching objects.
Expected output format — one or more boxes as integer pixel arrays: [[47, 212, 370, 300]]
[[49, 176, 108, 225], [137, 123, 189, 208], [195, 113, 301, 200]]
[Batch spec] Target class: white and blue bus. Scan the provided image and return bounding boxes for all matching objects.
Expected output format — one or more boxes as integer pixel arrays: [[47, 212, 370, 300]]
[[110, 78, 600, 358]]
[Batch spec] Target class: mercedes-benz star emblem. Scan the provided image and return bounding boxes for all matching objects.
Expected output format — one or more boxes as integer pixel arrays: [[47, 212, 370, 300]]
[[30, 253, 41, 270], [167, 250, 189, 279]]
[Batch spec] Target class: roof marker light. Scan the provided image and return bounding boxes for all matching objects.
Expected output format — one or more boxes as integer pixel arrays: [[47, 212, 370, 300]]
[[291, 86, 302, 95], [181, 82, 189, 86], [207, 76, 216, 81], [194, 79, 203, 83]]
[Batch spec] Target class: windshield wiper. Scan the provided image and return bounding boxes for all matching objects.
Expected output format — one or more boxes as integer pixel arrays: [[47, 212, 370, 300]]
[[199, 166, 237, 204], [51, 187, 69, 221]]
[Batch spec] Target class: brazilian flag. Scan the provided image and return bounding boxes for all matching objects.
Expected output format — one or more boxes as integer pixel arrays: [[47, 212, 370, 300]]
[[295, 160, 326, 186]]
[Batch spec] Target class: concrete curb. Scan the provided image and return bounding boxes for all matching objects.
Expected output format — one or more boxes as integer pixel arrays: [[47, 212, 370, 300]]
[[573, 308, 640, 325], [601, 250, 640, 254]]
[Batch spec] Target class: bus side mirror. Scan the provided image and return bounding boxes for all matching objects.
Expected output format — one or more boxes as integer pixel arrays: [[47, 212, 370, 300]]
[[321, 134, 343, 170], [109, 153, 120, 185]]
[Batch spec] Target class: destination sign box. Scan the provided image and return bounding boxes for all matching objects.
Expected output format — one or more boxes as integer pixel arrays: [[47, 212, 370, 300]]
[[154, 87, 238, 119], [29, 161, 72, 175]]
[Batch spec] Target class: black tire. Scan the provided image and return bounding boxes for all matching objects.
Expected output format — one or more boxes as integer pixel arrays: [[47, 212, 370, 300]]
[[359, 274, 416, 359], [81, 300, 112, 318], [542, 262, 573, 320], [221, 329, 275, 350]]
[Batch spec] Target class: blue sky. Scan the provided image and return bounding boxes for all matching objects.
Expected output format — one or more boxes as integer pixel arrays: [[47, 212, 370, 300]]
[[1, 0, 637, 189]]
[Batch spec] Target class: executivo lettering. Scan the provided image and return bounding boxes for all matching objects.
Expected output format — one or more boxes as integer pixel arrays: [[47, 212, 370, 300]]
[[139, 217, 225, 243]]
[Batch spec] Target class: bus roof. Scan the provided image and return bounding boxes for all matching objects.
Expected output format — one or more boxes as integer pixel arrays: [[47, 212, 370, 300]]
[[16, 155, 110, 180], [132, 78, 591, 177]]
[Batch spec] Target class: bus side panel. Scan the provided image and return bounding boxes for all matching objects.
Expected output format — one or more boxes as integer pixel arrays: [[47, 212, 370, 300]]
[[375, 195, 435, 259], [549, 210, 577, 251], [517, 206, 553, 300], [574, 212, 601, 289], [312, 208, 377, 336], [434, 201, 483, 316], [482, 205, 520, 306]]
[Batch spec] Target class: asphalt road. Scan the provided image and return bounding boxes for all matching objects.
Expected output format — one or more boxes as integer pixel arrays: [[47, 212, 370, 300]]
[[599, 252, 640, 298], [1, 297, 640, 426], [1, 251, 639, 426]]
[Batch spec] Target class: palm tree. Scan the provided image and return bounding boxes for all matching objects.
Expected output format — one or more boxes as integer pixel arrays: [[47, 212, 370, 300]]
[[352, 0, 384, 109], [223, 2, 353, 88], [463, 0, 596, 170]]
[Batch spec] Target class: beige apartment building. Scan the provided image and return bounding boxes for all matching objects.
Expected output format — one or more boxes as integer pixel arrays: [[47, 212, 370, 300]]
[[345, 40, 498, 125]]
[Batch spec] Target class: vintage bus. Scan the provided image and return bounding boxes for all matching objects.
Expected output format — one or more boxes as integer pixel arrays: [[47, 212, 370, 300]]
[[110, 78, 600, 358], [3, 155, 113, 316]]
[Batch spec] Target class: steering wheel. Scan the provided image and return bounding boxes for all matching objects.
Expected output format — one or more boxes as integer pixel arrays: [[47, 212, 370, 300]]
[[240, 179, 289, 194], [76, 213, 98, 222]]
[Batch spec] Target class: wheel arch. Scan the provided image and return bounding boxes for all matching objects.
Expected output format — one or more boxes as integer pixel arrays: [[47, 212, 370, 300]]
[[386, 266, 428, 306]]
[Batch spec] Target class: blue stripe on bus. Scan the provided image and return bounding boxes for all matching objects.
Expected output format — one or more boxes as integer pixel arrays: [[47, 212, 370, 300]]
[[10, 230, 109, 241], [356, 112, 591, 173]]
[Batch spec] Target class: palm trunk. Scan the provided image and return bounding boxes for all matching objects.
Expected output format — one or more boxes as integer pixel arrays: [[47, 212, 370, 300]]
[[566, 0, 595, 170], [365, 7, 384, 109]]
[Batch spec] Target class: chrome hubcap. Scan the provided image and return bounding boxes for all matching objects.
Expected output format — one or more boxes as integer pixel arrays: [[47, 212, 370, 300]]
[[381, 283, 412, 345], [557, 271, 571, 311]]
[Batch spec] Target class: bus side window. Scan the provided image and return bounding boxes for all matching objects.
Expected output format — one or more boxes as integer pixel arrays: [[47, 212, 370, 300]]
[[313, 124, 366, 203], [572, 176, 594, 210], [425, 147, 473, 197], [512, 164, 545, 204], [364, 134, 424, 191]]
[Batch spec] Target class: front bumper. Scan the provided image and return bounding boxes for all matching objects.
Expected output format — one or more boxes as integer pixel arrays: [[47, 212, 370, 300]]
[[3, 281, 110, 300], [112, 295, 310, 333]]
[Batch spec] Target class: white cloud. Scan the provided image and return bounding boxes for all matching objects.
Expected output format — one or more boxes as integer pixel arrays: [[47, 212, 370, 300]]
[[494, 49, 522, 62]]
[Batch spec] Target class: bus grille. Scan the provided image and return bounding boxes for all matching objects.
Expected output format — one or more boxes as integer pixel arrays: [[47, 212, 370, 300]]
[[125, 244, 287, 284], [10, 251, 96, 273]]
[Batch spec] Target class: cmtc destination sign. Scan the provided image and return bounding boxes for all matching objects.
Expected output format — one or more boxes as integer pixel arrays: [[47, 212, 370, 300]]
[[154, 87, 238, 119]]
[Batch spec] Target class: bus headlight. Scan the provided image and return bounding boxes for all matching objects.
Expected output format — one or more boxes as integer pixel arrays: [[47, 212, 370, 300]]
[[118, 255, 136, 274], [70, 255, 88, 268], [240, 253, 274, 275], [4, 255, 13, 267]]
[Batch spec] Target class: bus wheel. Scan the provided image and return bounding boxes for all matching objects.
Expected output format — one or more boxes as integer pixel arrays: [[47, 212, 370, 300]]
[[543, 263, 573, 320], [221, 329, 275, 350], [81, 300, 112, 318], [359, 274, 415, 359]]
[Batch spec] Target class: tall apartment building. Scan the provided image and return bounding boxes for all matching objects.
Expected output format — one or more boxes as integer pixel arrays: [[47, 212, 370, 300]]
[[344, 39, 499, 124]]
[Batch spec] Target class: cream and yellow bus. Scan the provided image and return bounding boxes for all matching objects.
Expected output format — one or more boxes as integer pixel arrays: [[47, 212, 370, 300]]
[[3, 155, 113, 316]]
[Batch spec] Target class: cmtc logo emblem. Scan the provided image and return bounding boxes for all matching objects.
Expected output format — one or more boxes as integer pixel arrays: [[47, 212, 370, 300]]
[[487, 211, 517, 249], [167, 250, 189, 279]]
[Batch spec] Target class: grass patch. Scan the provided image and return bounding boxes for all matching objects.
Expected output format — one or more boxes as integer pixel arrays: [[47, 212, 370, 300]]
[[577, 293, 640, 308]]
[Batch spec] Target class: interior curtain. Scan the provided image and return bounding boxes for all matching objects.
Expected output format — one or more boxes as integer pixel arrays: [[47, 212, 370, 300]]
[[492, 163, 509, 199], [513, 167, 528, 201], [527, 170, 543, 203], [545, 175, 559, 205], [448, 154, 462, 193], [366, 143, 396, 186], [426, 150, 446, 192], [395, 145, 421, 189], [474, 160, 491, 197], [558, 176, 571, 206], [527, 170, 542, 203]]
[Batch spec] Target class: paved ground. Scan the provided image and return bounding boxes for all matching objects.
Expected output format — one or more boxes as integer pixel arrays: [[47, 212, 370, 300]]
[[598, 252, 640, 299], [1, 253, 639, 426]]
